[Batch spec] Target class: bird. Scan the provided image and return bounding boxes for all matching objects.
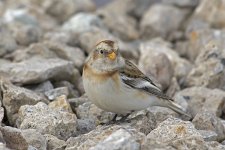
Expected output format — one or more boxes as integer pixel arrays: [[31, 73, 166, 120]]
[[82, 40, 190, 121]]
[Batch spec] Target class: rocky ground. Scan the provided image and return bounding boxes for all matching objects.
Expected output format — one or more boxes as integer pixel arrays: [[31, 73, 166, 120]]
[[0, 0, 225, 149]]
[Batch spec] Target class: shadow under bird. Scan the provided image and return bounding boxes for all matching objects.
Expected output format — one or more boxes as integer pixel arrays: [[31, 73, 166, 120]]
[[82, 40, 190, 121]]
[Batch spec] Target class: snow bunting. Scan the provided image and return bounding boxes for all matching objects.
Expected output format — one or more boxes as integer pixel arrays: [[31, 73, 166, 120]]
[[82, 40, 190, 119]]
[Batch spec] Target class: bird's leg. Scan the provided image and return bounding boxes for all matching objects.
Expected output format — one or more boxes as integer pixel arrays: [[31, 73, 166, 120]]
[[119, 113, 131, 122], [112, 114, 118, 122]]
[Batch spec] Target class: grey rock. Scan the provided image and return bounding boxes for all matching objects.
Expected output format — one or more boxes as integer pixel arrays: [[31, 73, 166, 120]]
[[31, 81, 54, 93], [185, 28, 215, 61], [42, 0, 95, 22], [206, 141, 225, 150], [0, 143, 10, 150], [44, 134, 66, 150], [45, 87, 69, 101], [127, 0, 159, 19], [192, 0, 225, 28], [17, 102, 77, 140], [3, 5, 58, 31], [46, 42, 85, 70], [54, 81, 80, 98], [162, 0, 199, 7], [148, 106, 180, 126], [66, 125, 145, 150], [174, 41, 189, 58], [97, 8, 139, 41], [147, 117, 202, 143], [0, 59, 10, 67], [121, 111, 156, 135], [140, 4, 188, 39], [146, 117, 210, 149], [0, 107, 4, 124], [139, 38, 192, 81], [76, 76, 85, 95], [185, 40, 225, 90], [1, 82, 48, 125], [166, 77, 181, 98], [192, 111, 225, 141], [68, 95, 89, 108], [75, 101, 115, 125], [0, 26, 17, 56], [90, 129, 140, 150], [174, 87, 225, 117], [11, 24, 42, 46], [8, 43, 57, 62], [3, 8, 39, 27], [198, 130, 218, 141], [62, 13, 105, 33], [0, 126, 47, 150], [139, 50, 174, 90], [76, 119, 96, 135], [43, 31, 73, 45], [169, 136, 208, 149], [0, 57, 74, 84], [142, 139, 176, 150]]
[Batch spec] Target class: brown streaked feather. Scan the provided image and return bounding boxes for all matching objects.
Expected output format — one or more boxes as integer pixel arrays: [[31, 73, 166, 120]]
[[119, 60, 173, 101], [96, 40, 115, 48]]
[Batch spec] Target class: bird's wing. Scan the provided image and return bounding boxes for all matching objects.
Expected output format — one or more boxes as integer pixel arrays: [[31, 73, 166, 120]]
[[119, 60, 173, 101]]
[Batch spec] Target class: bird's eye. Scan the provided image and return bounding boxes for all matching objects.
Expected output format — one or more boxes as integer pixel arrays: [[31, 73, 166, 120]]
[[100, 50, 104, 54]]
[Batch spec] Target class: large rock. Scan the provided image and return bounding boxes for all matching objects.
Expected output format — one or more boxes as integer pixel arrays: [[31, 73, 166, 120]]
[[1, 82, 48, 125], [62, 13, 105, 33], [193, 0, 225, 28], [10, 23, 42, 46], [139, 38, 192, 81], [90, 129, 140, 150], [192, 111, 225, 141], [54, 80, 80, 98], [97, 7, 139, 41], [146, 117, 209, 149], [139, 49, 174, 90], [0, 25, 17, 56], [140, 4, 188, 39], [75, 101, 115, 125], [127, 111, 156, 135], [0, 126, 47, 150], [162, 0, 199, 7], [65, 125, 145, 150], [45, 87, 69, 101], [7, 43, 57, 62], [127, 0, 159, 19], [174, 87, 225, 117], [41, 0, 95, 22], [31, 80, 54, 93], [44, 134, 66, 150], [185, 41, 225, 90], [148, 106, 179, 125], [0, 57, 74, 84], [17, 102, 77, 140], [198, 130, 218, 142], [46, 41, 85, 70], [3, 6, 58, 32], [147, 117, 202, 143]]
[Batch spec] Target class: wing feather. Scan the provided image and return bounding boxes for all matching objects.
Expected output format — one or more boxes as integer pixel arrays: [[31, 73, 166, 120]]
[[119, 60, 173, 101]]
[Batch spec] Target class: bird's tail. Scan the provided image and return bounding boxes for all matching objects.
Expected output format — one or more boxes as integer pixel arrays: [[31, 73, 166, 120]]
[[165, 100, 191, 119]]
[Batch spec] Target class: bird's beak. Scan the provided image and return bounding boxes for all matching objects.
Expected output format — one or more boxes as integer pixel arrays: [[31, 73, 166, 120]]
[[107, 51, 116, 60]]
